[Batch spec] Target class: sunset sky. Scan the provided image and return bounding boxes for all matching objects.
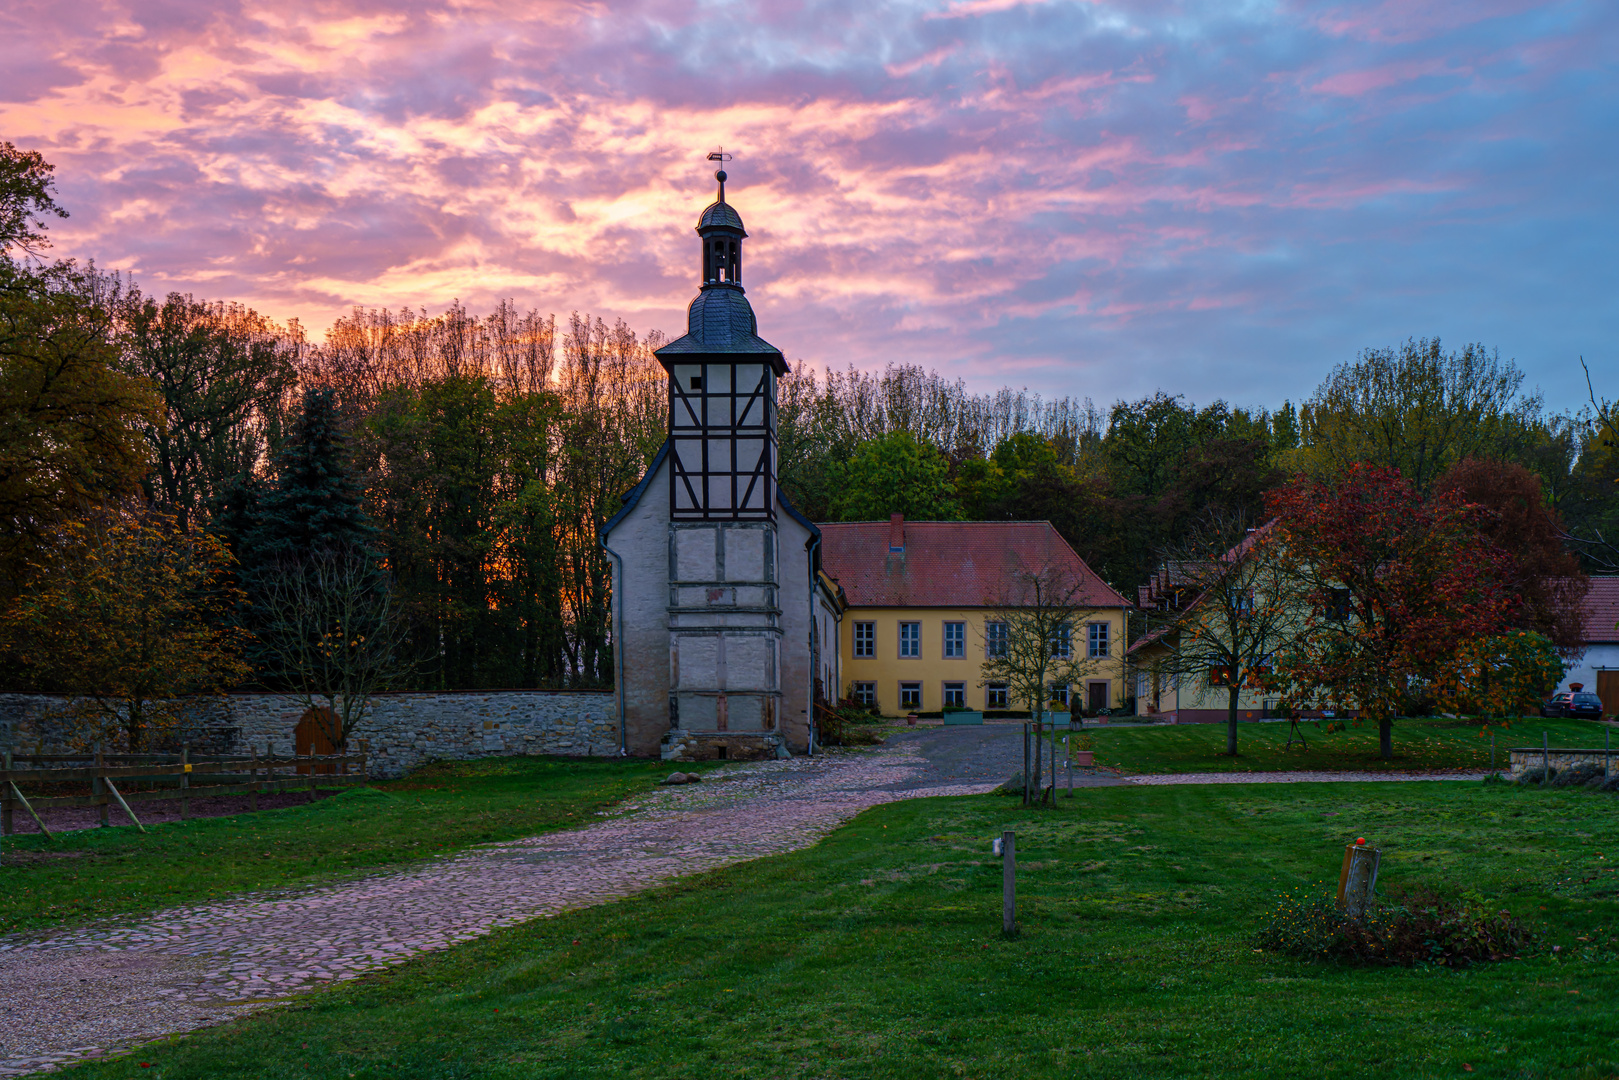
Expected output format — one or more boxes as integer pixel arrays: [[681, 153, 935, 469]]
[[3, 0, 1615, 410]]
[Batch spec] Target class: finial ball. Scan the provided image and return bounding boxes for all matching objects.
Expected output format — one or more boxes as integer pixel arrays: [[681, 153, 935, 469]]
[[716, 169, 728, 184]]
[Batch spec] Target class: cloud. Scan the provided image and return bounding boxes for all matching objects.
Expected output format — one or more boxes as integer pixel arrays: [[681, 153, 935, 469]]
[[2, 0, 1615, 412]]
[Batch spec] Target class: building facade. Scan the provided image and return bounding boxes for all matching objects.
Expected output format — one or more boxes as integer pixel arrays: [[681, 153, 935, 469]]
[[601, 167, 841, 760], [1561, 576, 1618, 716], [820, 516, 1129, 716]]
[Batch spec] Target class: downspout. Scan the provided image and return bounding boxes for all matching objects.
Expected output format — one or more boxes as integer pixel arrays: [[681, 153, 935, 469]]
[[601, 535, 629, 756], [807, 531, 822, 758]]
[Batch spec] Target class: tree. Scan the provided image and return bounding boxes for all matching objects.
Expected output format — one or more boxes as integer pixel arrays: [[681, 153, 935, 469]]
[[0, 259, 159, 596], [1267, 464, 1512, 759], [1294, 338, 1538, 495], [1144, 513, 1302, 756], [979, 558, 1112, 803], [2, 507, 251, 750], [252, 550, 415, 749], [1432, 630, 1564, 722], [116, 291, 300, 526], [0, 142, 68, 257], [1434, 458, 1588, 656], [830, 430, 962, 521], [246, 387, 377, 563]]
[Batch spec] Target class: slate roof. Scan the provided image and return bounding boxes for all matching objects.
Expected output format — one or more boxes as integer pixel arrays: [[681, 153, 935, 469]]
[[698, 201, 745, 232], [1585, 576, 1619, 643], [818, 518, 1128, 609], [655, 286, 786, 366]]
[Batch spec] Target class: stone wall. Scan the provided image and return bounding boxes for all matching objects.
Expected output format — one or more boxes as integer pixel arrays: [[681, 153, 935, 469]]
[[1507, 747, 1619, 778], [0, 690, 619, 778]]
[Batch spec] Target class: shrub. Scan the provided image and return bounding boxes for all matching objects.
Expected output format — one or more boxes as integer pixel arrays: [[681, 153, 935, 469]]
[[1552, 763, 1604, 788], [1515, 767, 1556, 786], [816, 699, 884, 747], [1257, 885, 1532, 967]]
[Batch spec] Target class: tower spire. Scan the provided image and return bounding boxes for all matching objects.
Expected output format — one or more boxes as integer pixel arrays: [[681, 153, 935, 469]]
[[707, 148, 731, 202]]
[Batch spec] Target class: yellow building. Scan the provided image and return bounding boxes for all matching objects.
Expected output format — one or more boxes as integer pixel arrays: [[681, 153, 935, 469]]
[[819, 516, 1131, 716]]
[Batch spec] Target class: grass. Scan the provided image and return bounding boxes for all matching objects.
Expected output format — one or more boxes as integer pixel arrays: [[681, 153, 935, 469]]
[[59, 779, 1619, 1080], [1069, 716, 1613, 775], [0, 755, 704, 936]]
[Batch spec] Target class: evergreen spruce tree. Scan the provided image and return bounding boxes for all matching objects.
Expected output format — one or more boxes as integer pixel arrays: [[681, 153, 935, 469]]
[[249, 388, 377, 561]]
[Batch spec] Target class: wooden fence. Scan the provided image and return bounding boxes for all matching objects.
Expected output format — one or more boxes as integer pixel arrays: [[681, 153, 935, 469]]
[[1, 740, 369, 836]]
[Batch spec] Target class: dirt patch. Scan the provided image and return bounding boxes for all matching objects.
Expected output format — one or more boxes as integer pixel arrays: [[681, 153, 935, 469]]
[[6, 790, 335, 835]]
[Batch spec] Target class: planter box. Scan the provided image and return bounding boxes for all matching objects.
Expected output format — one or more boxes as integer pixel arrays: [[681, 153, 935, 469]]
[[942, 710, 984, 726]]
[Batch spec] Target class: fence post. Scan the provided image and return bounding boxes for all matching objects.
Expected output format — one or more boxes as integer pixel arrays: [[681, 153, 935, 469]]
[[1001, 829, 1017, 936], [359, 739, 369, 785], [2, 749, 11, 836], [308, 748, 316, 802], [94, 741, 109, 828], [180, 742, 190, 820], [1543, 730, 1550, 784], [249, 745, 259, 812]]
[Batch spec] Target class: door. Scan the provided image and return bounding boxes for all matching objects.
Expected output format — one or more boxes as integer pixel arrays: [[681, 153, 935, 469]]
[[294, 707, 339, 774], [1597, 671, 1619, 720], [1087, 681, 1110, 713]]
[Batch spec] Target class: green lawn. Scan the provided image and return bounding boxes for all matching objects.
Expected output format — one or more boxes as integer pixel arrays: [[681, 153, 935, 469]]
[[0, 756, 700, 936], [61, 780, 1619, 1080], [1069, 716, 1612, 775]]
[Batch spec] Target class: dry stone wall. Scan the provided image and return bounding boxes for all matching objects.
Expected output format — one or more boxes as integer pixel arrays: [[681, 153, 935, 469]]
[[0, 691, 618, 778]]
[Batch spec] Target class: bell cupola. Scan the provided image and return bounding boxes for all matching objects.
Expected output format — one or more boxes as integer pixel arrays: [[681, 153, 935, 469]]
[[655, 153, 788, 522]]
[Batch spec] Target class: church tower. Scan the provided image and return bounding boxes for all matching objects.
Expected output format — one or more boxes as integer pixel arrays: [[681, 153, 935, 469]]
[[602, 155, 837, 762]]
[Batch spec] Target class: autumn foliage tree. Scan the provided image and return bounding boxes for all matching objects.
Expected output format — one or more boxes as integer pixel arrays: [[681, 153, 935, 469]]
[[2, 507, 252, 750], [1432, 630, 1564, 722], [1267, 464, 1512, 759], [1434, 458, 1588, 655]]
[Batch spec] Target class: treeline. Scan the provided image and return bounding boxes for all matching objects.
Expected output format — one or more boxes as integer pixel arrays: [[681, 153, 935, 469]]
[[3, 142, 1616, 708]]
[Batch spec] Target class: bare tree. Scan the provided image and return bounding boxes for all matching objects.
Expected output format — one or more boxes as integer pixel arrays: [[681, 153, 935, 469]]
[[1141, 513, 1302, 756], [980, 559, 1113, 804], [253, 551, 416, 748]]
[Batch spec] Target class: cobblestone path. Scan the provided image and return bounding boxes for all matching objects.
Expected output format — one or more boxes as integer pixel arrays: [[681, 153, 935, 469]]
[[0, 744, 995, 1077]]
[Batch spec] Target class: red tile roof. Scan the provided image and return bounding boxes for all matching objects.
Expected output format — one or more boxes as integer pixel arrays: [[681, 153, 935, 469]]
[[1586, 576, 1619, 643], [818, 516, 1128, 609]]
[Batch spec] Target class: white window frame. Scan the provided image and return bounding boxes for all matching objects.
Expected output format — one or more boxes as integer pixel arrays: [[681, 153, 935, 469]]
[[985, 683, 1009, 709], [899, 681, 923, 709], [899, 621, 921, 658], [985, 621, 1008, 658], [853, 621, 875, 658], [943, 621, 965, 658], [1088, 621, 1110, 659], [942, 682, 966, 707]]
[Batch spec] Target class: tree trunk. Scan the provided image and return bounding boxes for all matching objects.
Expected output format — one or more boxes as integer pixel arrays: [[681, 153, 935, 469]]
[[1032, 709, 1044, 803], [1379, 717, 1393, 760], [1227, 685, 1240, 756]]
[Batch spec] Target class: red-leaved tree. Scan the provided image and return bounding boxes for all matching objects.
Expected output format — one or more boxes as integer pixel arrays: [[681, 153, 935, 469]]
[[1267, 464, 1512, 759]]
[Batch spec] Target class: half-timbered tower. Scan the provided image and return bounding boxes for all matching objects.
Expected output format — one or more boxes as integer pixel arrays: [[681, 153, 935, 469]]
[[601, 162, 843, 761]]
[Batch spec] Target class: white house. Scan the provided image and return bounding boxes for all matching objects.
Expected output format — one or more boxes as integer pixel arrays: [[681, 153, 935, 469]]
[[600, 166, 842, 760], [1561, 576, 1618, 716]]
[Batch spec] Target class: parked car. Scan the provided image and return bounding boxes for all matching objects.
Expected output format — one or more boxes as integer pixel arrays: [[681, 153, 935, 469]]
[[1565, 692, 1605, 720], [1541, 692, 1573, 717]]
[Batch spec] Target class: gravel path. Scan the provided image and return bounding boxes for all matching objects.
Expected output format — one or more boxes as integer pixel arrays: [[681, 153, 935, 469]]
[[0, 743, 995, 1077]]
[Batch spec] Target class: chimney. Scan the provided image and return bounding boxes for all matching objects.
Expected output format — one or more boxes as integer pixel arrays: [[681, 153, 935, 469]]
[[888, 513, 905, 553]]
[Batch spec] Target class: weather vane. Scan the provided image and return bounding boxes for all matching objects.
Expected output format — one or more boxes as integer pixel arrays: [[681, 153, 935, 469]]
[[707, 147, 732, 200]]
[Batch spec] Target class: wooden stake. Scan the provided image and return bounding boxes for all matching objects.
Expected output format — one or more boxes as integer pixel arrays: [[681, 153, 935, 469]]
[[249, 745, 259, 812], [103, 777, 146, 834], [2, 749, 11, 836], [1001, 830, 1017, 936], [180, 742, 190, 820], [1543, 730, 1550, 784], [8, 781, 51, 840]]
